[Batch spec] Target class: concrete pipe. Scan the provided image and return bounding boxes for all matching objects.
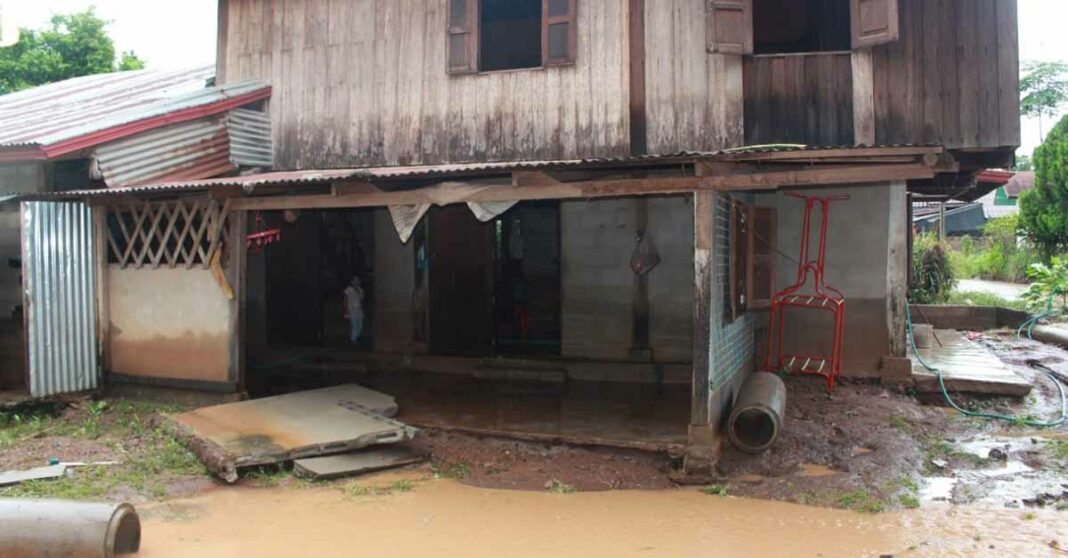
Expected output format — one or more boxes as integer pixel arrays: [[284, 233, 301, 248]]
[[727, 372, 787, 454], [0, 499, 140, 558]]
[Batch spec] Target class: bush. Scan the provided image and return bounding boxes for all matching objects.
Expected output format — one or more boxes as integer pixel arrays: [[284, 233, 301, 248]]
[[1020, 115, 1068, 260], [1021, 257, 1068, 314], [910, 233, 956, 303], [946, 215, 1041, 282]]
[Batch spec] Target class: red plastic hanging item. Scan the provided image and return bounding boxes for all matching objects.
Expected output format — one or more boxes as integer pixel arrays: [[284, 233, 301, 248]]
[[763, 192, 849, 391], [246, 211, 282, 252]]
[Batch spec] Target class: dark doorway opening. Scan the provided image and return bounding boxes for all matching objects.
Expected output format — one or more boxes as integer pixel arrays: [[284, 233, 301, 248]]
[[261, 209, 376, 349], [753, 0, 851, 55], [493, 202, 561, 356], [428, 206, 495, 356], [479, 0, 542, 71]]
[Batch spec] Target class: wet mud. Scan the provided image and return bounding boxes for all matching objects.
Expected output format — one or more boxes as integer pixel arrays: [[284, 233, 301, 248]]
[[137, 479, 1068, 558]]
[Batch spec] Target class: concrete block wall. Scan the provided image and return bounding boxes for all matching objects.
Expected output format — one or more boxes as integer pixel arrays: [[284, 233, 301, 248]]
[[373, 209, 417, 353], [709, 192, 756, 389], [755, 182, 907, 376], [561, 196, 693, 362]]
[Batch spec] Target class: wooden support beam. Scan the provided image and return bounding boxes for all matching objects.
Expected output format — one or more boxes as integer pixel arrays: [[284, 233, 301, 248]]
[[230, 163, 937, 212], [714, 145, 943, 162], [691, 190, 714, 427]]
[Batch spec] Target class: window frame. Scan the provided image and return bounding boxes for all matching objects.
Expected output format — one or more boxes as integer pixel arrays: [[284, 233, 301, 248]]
[[447, 0, 578, 76]]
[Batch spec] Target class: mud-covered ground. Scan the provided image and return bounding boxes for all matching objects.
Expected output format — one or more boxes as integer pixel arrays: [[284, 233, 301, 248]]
[[718, 330, 1068, 512], [2, 330, 1066, 515]]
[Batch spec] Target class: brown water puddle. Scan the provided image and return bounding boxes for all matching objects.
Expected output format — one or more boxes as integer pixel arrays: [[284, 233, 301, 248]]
[[138, 479, 1068, 558]]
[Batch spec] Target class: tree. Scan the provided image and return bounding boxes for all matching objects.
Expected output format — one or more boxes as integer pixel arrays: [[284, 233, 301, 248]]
[[1019, 114, 1068, 261], [1020, 61, 1068, 141], [0, 9, 146, 94], [1015, 153, 1034, 172]]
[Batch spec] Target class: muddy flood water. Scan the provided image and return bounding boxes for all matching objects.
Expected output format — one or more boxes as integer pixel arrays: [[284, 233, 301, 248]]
[[138, 478, 1067, 558]]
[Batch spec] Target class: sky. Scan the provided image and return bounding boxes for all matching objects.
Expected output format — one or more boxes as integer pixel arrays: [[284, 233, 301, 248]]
[[1, 0, 1066, 158]]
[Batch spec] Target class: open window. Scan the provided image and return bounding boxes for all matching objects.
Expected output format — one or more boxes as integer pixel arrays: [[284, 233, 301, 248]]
[[448, 0, 577, 75], [728, 200, 777, 321], [706, 0, 898, 55]]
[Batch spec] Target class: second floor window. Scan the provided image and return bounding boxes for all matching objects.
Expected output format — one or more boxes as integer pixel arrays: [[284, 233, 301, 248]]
[[448, 0, 578, 75]]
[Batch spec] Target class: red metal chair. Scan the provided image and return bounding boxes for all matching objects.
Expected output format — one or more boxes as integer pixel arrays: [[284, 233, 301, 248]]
[[764, 192, 849, 391]]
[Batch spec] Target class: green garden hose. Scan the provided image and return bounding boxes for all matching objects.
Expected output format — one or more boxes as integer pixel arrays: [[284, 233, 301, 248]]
[[906, 302, 1068, 427]]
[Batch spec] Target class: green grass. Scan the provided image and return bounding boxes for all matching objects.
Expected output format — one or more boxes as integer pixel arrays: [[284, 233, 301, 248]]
[[0, 399, 205, 501], [945, 290, 1028, 311], [889, 415, 912, 433], [547, 479, 576, 494], [432, 462, 470, 480], [345, 479, 417, 498], [1048, 440, 1068, 461], [245, 466, 290, 487], [898, 494, 920, 509], [836, 490, 886, 514], [701, 484, 729, 497]]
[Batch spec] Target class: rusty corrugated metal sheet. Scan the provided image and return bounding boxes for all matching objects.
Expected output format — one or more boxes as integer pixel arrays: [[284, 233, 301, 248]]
[[228, 108, 273, 169], [0, 66, 271, 160], [21, 201, 98, 397], [93, 117, 237, 187], [0, 67, 214, 146]]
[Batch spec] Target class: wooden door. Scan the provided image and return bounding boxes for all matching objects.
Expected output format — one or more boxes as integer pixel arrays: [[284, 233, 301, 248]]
[[429, 206, 495, 356]]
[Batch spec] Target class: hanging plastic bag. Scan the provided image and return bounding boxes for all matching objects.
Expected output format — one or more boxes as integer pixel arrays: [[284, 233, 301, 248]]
[[630, 231, 661, 276]]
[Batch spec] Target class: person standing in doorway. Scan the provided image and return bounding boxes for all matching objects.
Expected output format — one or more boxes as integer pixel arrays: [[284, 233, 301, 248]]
[[343, 276, 365, 345]]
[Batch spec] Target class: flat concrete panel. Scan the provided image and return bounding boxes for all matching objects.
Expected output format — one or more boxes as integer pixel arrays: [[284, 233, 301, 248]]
[[108, 266, 232, 383], [171, 384, 415, 482], [911, 330, 1031, 397], [294, 445, 425, 480]]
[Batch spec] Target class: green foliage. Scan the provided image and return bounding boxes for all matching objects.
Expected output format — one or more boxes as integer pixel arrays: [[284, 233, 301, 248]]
[[701, 484, 729, 497], [1020, 257, 1068, 314], [1020, 61, 1068, 120], [0, 9, 146, 94], [1015, 154, 1034, 172], [946, 291, 1027, 311], [547, 479, 576, 494], [950, 215, 1043, 282], [1020, 115, 1068, 260], [909, 233, 956, 303]]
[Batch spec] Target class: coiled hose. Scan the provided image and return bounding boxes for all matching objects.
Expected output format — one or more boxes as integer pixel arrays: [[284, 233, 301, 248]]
[[906, 302, 1068, 427]]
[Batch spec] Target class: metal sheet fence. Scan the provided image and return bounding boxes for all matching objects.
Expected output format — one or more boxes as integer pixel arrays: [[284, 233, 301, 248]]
[[21, 202, 99, 397]]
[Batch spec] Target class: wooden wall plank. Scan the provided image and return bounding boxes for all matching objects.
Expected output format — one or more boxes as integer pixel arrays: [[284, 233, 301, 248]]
[[743, 54, 854, 146], [996, 0, 1021, 148], [956, 0, 980, 148], [976, 0, 1000, 148], [224, 0, 630, 168]]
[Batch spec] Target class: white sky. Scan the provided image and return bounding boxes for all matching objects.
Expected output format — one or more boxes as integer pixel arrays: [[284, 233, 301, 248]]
[[2, 0, 1067, 158]]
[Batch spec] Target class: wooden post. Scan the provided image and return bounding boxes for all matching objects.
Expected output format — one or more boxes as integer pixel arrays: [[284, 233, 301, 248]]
[[93, 207, 111, 375], [852, 48, 876, 145], [227, 210, 247, 390], [886, 183, 908, 358], [691, 191, 714, 427]]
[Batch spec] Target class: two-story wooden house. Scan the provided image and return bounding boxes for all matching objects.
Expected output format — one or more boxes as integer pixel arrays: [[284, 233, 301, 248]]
[[11, 0, 1019, 474]]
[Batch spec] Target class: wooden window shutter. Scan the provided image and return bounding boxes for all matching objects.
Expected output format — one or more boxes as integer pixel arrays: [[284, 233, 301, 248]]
[[747, 206, 776, 310], [447, 0, 479, 74], [851, 0, 899, 48], [706, 0, 753, 55], [543, 0, 577, 66]]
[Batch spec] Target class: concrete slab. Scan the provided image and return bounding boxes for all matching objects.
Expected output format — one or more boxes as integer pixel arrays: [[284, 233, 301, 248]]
[[911, 330, 1032, 397], [168, 384, 416, 483], [294, 446, 426, 480], [0, 464, 68, 486]]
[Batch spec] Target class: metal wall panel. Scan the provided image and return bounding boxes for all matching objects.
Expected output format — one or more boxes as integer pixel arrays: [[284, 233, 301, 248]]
[[93, 117, 236, 187], [21, 202, 98, 397], [227, 108, 273, 169]]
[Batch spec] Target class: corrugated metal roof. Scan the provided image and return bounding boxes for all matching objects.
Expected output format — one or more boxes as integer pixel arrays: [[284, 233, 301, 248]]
[[10, 144, 949, 200], [93, 116, 236, 187], [0, 66, 271, 159]]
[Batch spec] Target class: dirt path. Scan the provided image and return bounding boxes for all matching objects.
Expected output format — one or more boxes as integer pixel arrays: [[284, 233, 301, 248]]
[[137, 476, 1067, 558]]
